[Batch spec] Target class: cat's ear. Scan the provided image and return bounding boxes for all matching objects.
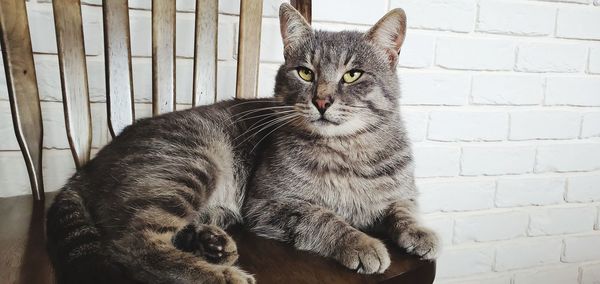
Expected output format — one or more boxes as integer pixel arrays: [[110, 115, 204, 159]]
[[279, 3, 312, 53], [365, 8, 407, 63]]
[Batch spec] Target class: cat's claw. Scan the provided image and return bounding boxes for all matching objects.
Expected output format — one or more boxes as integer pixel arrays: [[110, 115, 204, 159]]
[[173, 224, 239, 265], [335, 233, 391, 274], [397, 226, 440, 260]]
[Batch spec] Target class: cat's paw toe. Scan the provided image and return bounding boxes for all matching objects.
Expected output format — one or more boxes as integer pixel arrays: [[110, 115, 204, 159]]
[[172, 224, 239, 265], [398, 226, 440, 260], [336, 235, 391, 274], [221, 266, 256, 284], [197, 225, 238, 265]]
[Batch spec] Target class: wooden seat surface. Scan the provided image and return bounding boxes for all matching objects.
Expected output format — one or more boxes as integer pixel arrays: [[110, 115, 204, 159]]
[[0, 193, 435, 284]]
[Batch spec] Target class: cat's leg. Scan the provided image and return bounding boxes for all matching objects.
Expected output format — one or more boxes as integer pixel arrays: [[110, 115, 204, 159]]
[[173, 223, 239, 266], [245, 199, 391, 274], [384, 199, 440, 260], [111, 229, 254, 284]]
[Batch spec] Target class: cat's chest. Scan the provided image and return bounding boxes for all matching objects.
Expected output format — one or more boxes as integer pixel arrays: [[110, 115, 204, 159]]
[[304, 165, 398, 229]]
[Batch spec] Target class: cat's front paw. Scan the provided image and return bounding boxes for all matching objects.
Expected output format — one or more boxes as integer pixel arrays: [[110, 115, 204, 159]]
[[173, 224, 239, 265], [334, 233, 391, 274], [219, 266, 256, 284], [397, 226, 440, 260]]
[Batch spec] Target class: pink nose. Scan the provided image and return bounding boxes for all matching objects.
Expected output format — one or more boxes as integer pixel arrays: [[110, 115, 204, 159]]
[[312, 96, 333, 115]]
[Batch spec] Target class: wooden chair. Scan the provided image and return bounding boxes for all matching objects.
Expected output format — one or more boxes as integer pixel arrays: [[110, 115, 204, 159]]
[[0, 0, 436, 283]]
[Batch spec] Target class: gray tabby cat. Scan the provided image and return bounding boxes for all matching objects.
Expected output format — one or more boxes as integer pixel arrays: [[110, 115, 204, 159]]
[[46, 3, 438, 284]]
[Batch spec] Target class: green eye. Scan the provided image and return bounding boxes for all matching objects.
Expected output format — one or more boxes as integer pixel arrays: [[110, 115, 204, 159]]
[[297, 67, 313, 82], [342, 70, 363, 83]]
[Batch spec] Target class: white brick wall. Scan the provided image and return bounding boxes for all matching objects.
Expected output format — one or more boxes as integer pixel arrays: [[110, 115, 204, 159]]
[[1, 1, 600, 283]]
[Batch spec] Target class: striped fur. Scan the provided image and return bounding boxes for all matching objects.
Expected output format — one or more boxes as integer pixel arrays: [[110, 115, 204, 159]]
[[46, 4, 438, 283], [244, 4, 439, 274]]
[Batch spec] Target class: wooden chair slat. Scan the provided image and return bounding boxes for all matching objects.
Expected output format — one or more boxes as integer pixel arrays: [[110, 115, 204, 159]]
[[152, 0, 176, 115], [0, 0, 45, 201], [103, 0, 135, 137], [192, 0, 218, 107], [52, 0, 92, 169], [235, 0, 263, 99], [291, 0, 312, 24]]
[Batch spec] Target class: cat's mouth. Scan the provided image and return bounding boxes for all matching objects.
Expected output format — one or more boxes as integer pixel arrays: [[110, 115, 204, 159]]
[[312, 117, 340, 126]]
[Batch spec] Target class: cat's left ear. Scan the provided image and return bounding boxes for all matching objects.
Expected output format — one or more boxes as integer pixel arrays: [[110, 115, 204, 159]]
[[279, 3, 312, 55], [365, 8, 407, 64]]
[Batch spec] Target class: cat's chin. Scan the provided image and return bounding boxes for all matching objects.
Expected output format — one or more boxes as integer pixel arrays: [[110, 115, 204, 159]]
[[306, 118, 369, 137]]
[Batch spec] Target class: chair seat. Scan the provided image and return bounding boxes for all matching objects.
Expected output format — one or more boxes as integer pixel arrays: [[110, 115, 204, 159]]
[[0, 193, 435, 284]]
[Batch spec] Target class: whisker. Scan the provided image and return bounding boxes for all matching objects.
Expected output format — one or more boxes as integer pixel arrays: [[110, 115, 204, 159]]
[[227, 100, 283, 109], [250, 116, 300, 153], [229, 110, 296, 126]]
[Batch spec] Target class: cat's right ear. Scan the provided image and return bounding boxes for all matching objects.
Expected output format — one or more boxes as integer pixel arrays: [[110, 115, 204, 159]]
[[279, 3, 312, 54]]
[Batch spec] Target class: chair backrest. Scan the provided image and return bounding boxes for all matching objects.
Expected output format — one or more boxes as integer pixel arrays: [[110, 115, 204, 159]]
[[0, 0, 312, 201]]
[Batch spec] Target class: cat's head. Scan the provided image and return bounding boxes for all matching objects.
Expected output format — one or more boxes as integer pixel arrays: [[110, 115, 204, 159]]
[[273, 3, 407, 137]]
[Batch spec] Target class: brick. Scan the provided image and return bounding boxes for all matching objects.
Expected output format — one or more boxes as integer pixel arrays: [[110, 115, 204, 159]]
[[563, 234, 600, 263], [477, 0, 556, 36], [590, 46, 600, 74], [176, 58, 194, 105], [258, 64, 279, 98], [471, 74, 543, 105], [536, 143, 600, 173], [43, 149, 77, 192], [421, 215, 454, 245], [217, 22, 236, 61], [513, 265, 579, 284], [412, 145, 461, 177], [260, 19, 284, 63], [132, 58, 152, 103], [128, 0, 151, 9], [428, 111, 508, 141], [390, 0, 476, 33], [417, 180, 496, 213], [398, 33, 435, 68], [546, 77, 600, 106], [33, 55, 62, 102], [217, 61, 237, 102], [0, 151, 29, 197], [217, 0, 285, 16], [436, 246, 494, 278], [496, 177, 565, 207], [461, 145, 536, 176], [516, 42, 587, 73], [509, 111, 581, 140], [557, 7, 600, 40], [538, 0, 590, 3], [400, 72, 471, 105], [0, 149, 75, 198], [580, 263, 600, 284], [41, 102, 70, 149], [175, 15, 195, 58], [442, 275, 512, 284], [581, 112, 600, 138], [567, 175, 600, 202], [26, 5, 102, 55], [86, 59, 106, 103], [134, 103, 152, 119], [436, 37, 515, 71], [402, 110, 428, 142], [529, 206, 596, 236], [90, 103, 110, 148], [454, 211, 528, 243], [0, 101, 20, 150], [313, 0, 387, 25], [495, 238, 562, 271], [129, 11, 152, 57], [0, 53, 6, 101]]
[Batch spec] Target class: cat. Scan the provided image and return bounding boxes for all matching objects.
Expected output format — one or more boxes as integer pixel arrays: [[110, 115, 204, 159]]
[[46, 3, 439, 284], [243, 4, 439, 275]]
